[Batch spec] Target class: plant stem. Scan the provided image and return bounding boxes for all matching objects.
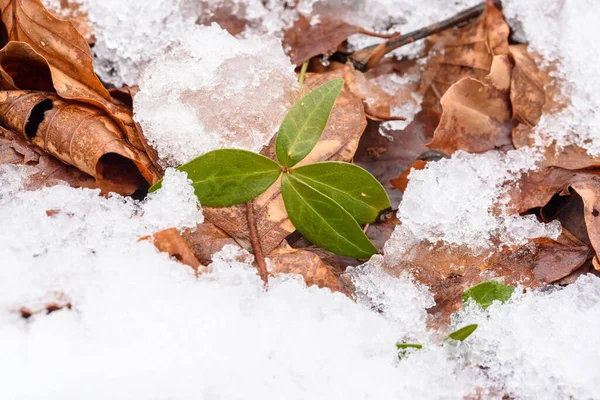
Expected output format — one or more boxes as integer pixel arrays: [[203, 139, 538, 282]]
[[350, 2, 486, 71], [298, 61, 309, 84], [246, 200, 269, 286]]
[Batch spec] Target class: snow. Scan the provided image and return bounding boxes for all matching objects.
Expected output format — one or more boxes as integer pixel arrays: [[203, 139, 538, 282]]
[[0, 165, 476, 399], [503, 0, 600, 156], [389, 149, 561, 253], [133, 24, 298, 166], [454, 275, 600, 400], [8, 1, 600, 398]]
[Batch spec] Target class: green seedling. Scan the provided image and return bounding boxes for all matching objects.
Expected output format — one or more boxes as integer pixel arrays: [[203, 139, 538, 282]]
[[150, 78, 391, 259]]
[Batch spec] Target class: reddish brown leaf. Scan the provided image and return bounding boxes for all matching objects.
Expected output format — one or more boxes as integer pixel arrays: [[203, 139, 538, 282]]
[[390, 160, 427, 192], [269, 247, 343, 293], [140, 228, 204, 272], [531, 231, 591, 283]]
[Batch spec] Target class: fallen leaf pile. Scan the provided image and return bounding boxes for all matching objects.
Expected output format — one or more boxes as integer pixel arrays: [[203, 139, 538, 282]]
[[3, 0, 599, 326]]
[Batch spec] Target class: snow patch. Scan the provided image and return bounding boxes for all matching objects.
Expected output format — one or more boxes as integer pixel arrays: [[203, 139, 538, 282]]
[[134, 24, 298, 166], [503, 0, 600, 156], [388, 149, 561, 253]]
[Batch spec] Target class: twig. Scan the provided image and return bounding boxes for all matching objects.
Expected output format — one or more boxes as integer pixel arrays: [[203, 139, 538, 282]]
[[350, 2, 486, 71], [246, 200, 269, 286], [358, 28, 401, 39]]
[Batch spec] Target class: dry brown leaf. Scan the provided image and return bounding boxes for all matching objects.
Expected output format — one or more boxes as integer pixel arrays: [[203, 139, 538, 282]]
[[531, 231, 591, 283], [42, 0, 94, 44], [383, 229, 591, 326], [0, 2, 156, 171], [19, 292, 72, 319], [509, 44, 563, 126], [426, 55, 516, 154], [421, 4, 509, 117], [140, 228, 204, 272], [268, 247, 343, 292], [182, 223, 240, 265], [203, 70, 367, 255], [0, 91, 156, 194], [572, 178, 600, 257], [284, 15, 359, 65], [0, 126, 97, 189]]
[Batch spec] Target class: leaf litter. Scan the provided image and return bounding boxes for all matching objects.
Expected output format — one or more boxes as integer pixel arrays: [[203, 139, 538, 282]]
[[3, 0, 600, 398]]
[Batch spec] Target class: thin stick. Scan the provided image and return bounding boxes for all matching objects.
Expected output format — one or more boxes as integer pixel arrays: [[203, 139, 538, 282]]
[[358, 28, 401, 39], [298, 61, 309, 84], [350, 2, 486, 71], [246, 200, 269, 285]]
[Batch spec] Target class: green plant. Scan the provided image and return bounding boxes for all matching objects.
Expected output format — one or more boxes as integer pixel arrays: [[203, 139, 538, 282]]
[[150, 78, 391, 259], [462, 281, 515, 309]]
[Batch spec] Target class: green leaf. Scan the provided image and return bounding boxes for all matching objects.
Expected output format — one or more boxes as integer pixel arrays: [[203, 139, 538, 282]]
[[462, 281, 515, 309], [281, 173, 378, 259], [446, 324, 478, 342], [396, 343, 423, 360], [149, 149, 281, 207], [276, 78, 344, 167], [291, 162, 391, 224]]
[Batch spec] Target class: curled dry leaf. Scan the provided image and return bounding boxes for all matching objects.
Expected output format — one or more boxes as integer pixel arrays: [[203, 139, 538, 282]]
[[0, 126, 96, 189], [0, 91, 156, 194], [390, 159, 427, 192], [426, 55, 516, 154], [268, 247, 343, 293], [202, 70, 367, 254], [0, 1, 158, 175], [140, 228, 204, 273]]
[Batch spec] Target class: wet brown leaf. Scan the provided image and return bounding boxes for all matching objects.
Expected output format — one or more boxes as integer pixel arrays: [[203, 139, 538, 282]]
[[0, 91, 156, 194], [203, 70, 367, 254], [140, 228, 204, 272], [426, 55, 516, 154]]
